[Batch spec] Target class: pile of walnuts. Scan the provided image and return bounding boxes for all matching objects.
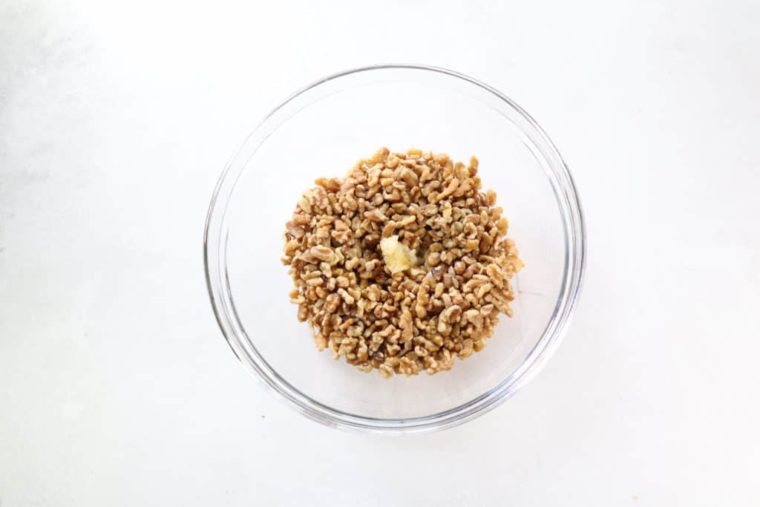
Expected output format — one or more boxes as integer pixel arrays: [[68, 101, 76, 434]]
[[282, 148, 523, 376]]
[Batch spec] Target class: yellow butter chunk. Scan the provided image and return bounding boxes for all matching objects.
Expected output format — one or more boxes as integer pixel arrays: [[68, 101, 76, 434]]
[[380, 235, 417, 274]]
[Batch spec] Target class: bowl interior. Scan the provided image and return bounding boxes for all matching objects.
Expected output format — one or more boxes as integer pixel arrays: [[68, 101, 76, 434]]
[[217, 67, 568, 421]]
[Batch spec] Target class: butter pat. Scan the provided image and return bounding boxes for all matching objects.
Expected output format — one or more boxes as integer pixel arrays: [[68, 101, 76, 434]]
[[380, 235, 417, 274]]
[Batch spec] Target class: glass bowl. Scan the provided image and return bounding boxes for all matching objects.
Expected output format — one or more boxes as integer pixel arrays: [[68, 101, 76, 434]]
[[204, 65, 585, 433]]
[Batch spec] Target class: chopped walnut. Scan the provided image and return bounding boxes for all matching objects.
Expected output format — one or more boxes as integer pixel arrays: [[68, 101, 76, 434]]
[[282, 148, 523, 376]]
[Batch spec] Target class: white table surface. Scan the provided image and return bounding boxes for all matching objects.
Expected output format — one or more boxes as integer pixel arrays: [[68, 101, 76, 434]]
[[1, 0, 759, 505]]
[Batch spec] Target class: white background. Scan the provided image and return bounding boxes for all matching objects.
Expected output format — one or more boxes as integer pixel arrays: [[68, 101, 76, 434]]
[[1, 0, 759, 505]]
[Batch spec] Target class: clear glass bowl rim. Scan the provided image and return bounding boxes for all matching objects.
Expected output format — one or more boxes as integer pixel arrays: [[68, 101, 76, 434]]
[[204, 64, 586, 433]]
